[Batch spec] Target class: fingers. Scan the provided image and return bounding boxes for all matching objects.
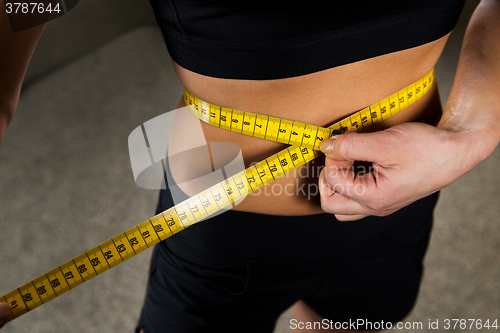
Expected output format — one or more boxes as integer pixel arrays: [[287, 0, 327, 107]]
[[319, 160, 395, 218], [0, 303, 11, 329], [334, 214, 369, 222], [322, 158, 353, 171], [318, 123, 446, 220], [323, 157, 380, 203], [319, 168, 371, 216], [319, 130, 389, 163]]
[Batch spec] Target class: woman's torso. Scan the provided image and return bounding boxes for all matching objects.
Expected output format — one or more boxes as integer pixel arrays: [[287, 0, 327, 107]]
[[155, 0, 467, 215], [169, 33, 449, 215]]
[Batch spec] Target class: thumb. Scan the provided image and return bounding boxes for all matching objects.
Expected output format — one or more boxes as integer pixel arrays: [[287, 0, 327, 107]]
[[319, 130, 387, 163], [0, 303, 11, 328]]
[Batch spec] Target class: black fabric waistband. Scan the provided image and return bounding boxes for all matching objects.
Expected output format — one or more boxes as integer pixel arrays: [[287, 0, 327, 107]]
[[158, 146, 439, 261], [158, 186, 439, 262]]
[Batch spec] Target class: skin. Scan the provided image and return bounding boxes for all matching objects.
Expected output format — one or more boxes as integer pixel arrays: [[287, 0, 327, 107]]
[[149, 1, 500, 330], [319, 0, 500, 222], [169, 34, 448, 216], [1, 0, 499, 332], [166, 31, 446, 333], [0, 1, 53, 145], [0, 0, 54, 326]]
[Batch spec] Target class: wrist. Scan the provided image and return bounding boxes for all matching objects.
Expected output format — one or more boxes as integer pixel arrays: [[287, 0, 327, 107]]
[[447, 128, 499, 175], [439, 95, 500, 168]]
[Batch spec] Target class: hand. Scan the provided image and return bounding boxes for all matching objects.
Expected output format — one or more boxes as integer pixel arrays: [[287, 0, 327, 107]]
[[0, 303, 11, 329], [318, 122, 476, 221]]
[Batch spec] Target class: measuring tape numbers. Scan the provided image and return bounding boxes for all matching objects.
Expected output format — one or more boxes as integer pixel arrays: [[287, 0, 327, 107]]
[[1, 68, 435, 323]]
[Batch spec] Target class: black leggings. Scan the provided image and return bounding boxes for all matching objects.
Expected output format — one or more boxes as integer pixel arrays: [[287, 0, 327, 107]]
[[137, 188, 439, 333]]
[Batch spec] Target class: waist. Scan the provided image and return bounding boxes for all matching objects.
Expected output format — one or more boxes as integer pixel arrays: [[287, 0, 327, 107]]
[[169, 35, 448, 215]]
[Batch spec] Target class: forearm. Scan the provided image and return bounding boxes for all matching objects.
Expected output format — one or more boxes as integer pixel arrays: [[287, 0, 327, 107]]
[[439, 0, 500, 162], [0, 0, 50, 143]]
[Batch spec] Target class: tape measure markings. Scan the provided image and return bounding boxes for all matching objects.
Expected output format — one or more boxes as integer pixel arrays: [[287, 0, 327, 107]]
[[188, 97, 336, 151], [2, 68, 434, 323]]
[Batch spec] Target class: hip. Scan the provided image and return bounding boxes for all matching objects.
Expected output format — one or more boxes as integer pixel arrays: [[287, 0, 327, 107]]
[[156, 186, 440, 262]]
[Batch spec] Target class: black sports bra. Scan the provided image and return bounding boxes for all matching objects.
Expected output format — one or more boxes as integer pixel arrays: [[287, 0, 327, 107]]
[[149, 0, 466, 80]]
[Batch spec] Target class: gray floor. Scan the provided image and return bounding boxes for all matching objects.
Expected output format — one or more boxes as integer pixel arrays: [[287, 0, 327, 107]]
[[1, 1, 499, 332]]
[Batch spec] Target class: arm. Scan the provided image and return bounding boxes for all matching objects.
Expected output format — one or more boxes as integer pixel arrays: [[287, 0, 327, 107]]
[[0, 0, 51, 144], [0, 1, 53, 327], [319, 0, 500, 220], [438, 0, 500, 158]]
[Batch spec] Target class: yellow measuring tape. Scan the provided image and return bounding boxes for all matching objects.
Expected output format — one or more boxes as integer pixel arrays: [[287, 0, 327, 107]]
[[1, 68, 434, 323]]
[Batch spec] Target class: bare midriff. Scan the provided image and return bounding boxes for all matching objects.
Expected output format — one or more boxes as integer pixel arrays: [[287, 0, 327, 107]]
[[169, 33, 450, 216]]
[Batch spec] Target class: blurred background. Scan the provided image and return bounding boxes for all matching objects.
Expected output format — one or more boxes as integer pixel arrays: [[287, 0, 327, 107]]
[[0, 0, 498, 332]]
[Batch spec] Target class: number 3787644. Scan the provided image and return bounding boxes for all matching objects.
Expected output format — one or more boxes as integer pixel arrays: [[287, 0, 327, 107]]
[[5, 2, 61, 14]]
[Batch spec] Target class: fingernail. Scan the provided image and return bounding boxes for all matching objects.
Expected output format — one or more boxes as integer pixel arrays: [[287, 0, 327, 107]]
[[319, 129, 343, 155], [319, 138, 335, 155]]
